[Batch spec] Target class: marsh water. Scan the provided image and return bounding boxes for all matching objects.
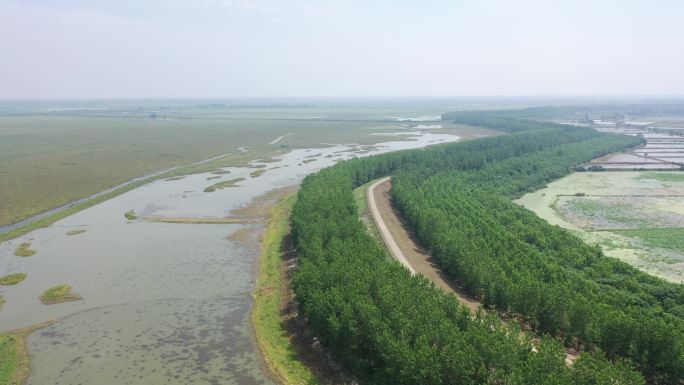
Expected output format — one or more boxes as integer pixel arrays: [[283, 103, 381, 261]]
[[0, 130, 459, 385]]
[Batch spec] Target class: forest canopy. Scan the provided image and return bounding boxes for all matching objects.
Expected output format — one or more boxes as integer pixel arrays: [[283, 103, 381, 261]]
[[290, 114, 682, 384]]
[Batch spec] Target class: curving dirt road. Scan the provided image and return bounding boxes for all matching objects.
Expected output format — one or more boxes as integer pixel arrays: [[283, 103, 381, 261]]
[[366, 177, 479, 313], [366, 176, 579, 364]]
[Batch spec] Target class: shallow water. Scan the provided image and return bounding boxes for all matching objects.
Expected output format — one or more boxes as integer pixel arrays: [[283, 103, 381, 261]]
[[0, 130, 459, 384]]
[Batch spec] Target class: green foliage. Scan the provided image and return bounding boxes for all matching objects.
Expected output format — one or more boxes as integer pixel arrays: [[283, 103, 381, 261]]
[[0, 333, 19, 385], [571, 350, 645, 385], [290, 115, 663, 384], [252, 193, 320, 384], [637, 172, 684, 183], [124, 210, 137, 220], [619, 228, 684, 254]]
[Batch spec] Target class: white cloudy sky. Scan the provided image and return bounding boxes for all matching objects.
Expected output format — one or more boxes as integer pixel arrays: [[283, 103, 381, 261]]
[[1, 0, 682, 99]]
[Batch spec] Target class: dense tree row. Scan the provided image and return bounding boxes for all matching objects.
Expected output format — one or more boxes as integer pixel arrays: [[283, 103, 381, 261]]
[[290, 116, 682, 384]]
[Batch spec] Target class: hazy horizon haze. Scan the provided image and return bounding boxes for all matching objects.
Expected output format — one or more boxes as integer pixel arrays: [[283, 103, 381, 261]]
[[2, 0, 683, 99]]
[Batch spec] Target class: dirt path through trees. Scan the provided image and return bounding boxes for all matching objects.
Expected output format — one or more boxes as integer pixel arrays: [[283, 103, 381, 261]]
[[367, 177, 480, 313], [367, 177, 580, 364]]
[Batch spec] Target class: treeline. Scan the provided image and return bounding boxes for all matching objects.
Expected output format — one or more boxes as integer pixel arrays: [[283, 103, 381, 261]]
[[291, 116, 682, 384], [442, 105, 684, 120]]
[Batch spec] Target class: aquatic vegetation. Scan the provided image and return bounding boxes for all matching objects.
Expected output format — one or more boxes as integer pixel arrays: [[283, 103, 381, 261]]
[[164, 176, 185, 181], [143, 216, 258, 224], [39, 285, 82, 305], [124, 210, 137, 220], [65, 229, 87, 236], [250, 169, 266, 178], [203, 177, 246, 192], [13, 243, 35, 257], [0, 273, 27, 286], [618, 227, 684, 254]]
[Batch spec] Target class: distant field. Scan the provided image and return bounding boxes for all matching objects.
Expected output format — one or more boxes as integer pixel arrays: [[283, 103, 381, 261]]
[[517, 171, 684, 282], [0, 104, 487, 227]]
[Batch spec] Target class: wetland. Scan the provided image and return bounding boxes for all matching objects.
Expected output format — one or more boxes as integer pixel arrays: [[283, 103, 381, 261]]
[[0, 105, 466, 384]]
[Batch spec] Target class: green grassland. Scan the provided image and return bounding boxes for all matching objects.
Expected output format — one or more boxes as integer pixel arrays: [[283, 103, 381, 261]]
[[617, 228, 684, 254], [252, 192, 322, 385], [0, 320, 57, 385], [0, 333, 20, 385], [0, 105, 470, 230], [637, 172, 684, 184]]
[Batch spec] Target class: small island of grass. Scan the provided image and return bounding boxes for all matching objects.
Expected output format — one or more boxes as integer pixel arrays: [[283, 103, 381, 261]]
[[14, 243, 36, 257], [66, 229, 87, 236], [124, 210, 137, 220], [39, 284, 82, 305], [204, 177, 246, 193], [250, 169, 266, 178], [0, 273, 27, 286]]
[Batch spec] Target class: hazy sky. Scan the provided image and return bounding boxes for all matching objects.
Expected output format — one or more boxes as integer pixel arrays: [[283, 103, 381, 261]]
[[1, 0, 683, 99]]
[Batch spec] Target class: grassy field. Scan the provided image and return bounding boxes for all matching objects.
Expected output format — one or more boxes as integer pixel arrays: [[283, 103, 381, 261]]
[[517, 171, 684, 282], [618, 228, 684, 253], [0, 104, 474, 230], [637, 172, 684, 184], [252, 192, 322, 385], [0, 333, 21, 385]]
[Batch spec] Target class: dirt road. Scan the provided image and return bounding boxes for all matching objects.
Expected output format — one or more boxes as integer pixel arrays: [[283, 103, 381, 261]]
[[366, 177, 479, 313], [366, 177, 579, 364]]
